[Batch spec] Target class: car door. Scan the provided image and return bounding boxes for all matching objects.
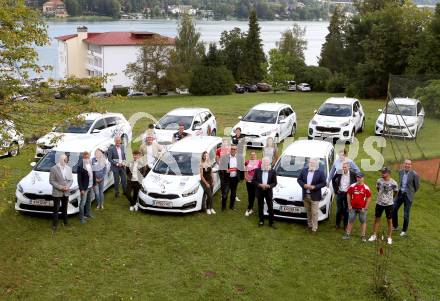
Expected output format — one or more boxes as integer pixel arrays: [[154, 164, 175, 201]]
[[199, 112, 209, 135], [278, 108, 290, 139], [352, 102, 362, 130], [416, 102, 424, 129], [285, 106, 295, 134], [192, 114, 203, 136], [205, 111, 216, 135]]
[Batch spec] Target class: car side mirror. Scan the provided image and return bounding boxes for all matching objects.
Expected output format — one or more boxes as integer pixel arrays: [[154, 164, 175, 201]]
[[92, 129, 101, 134], [193, 124, 201, 131], [418, 112, 425, 117], [30, 162, 36, 167], [378, 109, 383, 113]]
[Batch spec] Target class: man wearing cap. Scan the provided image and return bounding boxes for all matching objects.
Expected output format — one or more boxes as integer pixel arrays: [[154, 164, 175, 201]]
[[343, 172, 372, 241], [297, 158, 327, 233], [392, 159, 420, 237], [368, 167, 398, 245], [172, 122, 189, 143]]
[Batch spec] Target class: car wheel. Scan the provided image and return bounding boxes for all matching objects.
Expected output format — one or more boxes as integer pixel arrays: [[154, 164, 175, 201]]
[[211, 129, 216, 136], [289, 123, 296, 137], [8, 142, 19, 157], [359, 119, 365, 133]]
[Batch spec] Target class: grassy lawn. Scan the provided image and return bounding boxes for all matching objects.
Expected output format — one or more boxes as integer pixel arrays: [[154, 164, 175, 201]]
[[1, 92, 439, 300]]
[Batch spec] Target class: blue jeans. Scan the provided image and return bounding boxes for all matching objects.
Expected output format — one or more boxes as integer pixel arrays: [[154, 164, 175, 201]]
[[94, 180, 105, 206], [392, 192, 412, 232], [112, 167, 127, 196], [79, 188, 93, 221]]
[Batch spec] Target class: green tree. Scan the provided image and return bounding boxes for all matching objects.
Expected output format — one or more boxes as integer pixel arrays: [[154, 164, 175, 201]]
[[219, 27, 246, 82], [124, 39, 172, 96], [242, 9, 266, 83], [168, 14, 205, 88], [264, 49, 291, 93], [413, 80, 440, 119], [319, 6, 346, 73], [297, 66, 332, 91], [277, 24, 307, 61], [64, 0, 82, 16]]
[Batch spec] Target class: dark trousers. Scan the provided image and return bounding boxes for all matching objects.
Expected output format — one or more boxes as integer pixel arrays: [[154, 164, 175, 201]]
[[246, 181, 256, 210], [201, 181, 214, 209], [52, 195, 68, 228], [257, 190, 274, 225], [221, 176, 238, 210], [392, 192, 412, 232], [127, 180, 141, 206], [112, 167, 127, 196], [336, 192, 349, 228]]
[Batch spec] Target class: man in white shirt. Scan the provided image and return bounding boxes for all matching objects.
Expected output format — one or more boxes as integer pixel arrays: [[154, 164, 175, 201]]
[[220, 145, 242, 210], [253, 157, 278, 228], [108, 136, 127, 198]]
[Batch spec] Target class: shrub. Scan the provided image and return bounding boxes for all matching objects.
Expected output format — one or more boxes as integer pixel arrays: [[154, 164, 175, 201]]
[[112, 86, 129, 96], [297, 66, 331, 91], [189, 65, 234, 96], [413, 80, 440, 119], [326, 73, 347, 93]]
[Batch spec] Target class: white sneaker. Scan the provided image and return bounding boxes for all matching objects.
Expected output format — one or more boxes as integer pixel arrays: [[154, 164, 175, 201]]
[[248, 209, 253, 215], [368, 234, 377, 242], [236, 197, 241, 202], [206, 209, 211, 215], [400, 231, 407, 237], [129, 206, 134, 211], [245, 210, 249, 217], [134, 204, 138, 211], [387, 237, 393, 245], [211, 209, 216, 214]]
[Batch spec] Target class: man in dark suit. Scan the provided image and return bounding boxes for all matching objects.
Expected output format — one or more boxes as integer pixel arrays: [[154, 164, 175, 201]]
[[107, 136, 127, 198], [77, 151, 96, 224], [392, 159, 420, 237], [331, 161, 357, 230], [253, 157, 277, 228], [219, 145, 244, 210], [126, 150, 148, 212], [297, 158, 327, 233]]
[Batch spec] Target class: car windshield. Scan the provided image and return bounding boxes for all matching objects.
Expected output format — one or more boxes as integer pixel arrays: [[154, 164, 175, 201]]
[[242, 110, 277, 124], [318, 103, 352, 117], [54, 120, 94, 134], [385, 103, 416, 116], [274, 156, 327, 178], [153, 152, 201, 176], [156, 115, 193, 130], [34, 151, 81, 173]]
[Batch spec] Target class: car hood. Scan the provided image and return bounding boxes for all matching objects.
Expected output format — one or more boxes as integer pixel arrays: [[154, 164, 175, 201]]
[[233, 121, 278, 135], [154, 129, 177, 144], [273, 176, 329, 200], [37, 132, 81, 146], [376, 113, 417, 126], [18, 170, 78, 194], [142, 172, 199, 194], [311, 115, 352, 127]]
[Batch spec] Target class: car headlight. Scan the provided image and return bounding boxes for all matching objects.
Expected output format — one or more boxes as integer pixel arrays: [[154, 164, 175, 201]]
[[260, 130, 272, 136], [406, 123, 416, 127], [140, 186, 148, 194], [182, 185, 199, 197], [17, 184, 24, 193], [340, 121, 350, 127], [321, 189, 328, 200], [377, 120, 383, 125], [311, 120, 318, 125]]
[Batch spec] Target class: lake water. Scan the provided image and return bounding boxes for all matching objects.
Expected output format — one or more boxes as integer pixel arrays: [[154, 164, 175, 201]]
[[38, 20, 329, 79]]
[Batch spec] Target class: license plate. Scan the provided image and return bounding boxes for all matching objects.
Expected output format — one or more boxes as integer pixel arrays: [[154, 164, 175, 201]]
[[154, 200, 173, 208], [280, 206, 301, 213], [31, 199, 53, 206]]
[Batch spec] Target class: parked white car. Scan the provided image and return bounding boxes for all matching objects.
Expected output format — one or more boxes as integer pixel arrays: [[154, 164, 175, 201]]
[[154, 108, 217, 145], [15, 136, 114, 215], [231, 103, 297, 147], [297, 83, 311, 92], [35, 112, 132, 159], [138, 136, 222, 213], [375, 98, 424, 139], [267, 140, 335, 221], [0, 119, 25, 157], [308, 97, 365, 143]]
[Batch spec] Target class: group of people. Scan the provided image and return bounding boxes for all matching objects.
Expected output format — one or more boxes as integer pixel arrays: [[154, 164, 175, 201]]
[[49, 124, 420, 243]]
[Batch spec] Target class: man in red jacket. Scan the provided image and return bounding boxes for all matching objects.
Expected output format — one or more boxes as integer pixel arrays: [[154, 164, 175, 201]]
[[343, 172, 372, 241]]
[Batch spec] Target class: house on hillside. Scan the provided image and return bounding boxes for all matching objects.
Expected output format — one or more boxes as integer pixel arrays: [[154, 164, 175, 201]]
[[42, 0, 68, 18], [167, 5, 197, 16], [55, 26, 175, 91]]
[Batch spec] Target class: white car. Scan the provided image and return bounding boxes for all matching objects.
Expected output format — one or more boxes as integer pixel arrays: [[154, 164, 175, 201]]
[[297, 83, 311, 92], [0, 119, 25, 157], [35, 112, 132, 159], [308, 97, 365, 143], [231, 103, 297, 147], [154, 108, 217, 145], [15, 136, 114, 215], [267, 140, 335, 221], [138, 136, 222, 213], [375, 98, 424, 139]]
